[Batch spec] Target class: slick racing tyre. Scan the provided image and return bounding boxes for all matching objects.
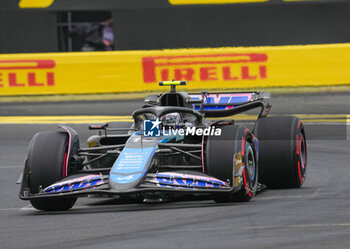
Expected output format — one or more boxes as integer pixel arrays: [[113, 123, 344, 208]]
[[26, 131, 77, 211], [205, 125, 258, 203], [255, 116, 307, 188]]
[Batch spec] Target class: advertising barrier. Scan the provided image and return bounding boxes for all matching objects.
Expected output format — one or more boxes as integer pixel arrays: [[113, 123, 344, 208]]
[[1, 43, 350, 95], [16, 0, 344, 10]]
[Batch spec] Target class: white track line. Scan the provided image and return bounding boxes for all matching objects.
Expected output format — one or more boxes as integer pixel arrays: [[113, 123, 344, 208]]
[[0, 208, 21, 211], [19, 205, 35, 211], [0, 205, 33, 211], [0, 165, 23, 169]]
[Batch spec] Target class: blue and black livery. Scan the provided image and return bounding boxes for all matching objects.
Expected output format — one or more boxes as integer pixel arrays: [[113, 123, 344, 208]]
[[18, 81, 307, 211]]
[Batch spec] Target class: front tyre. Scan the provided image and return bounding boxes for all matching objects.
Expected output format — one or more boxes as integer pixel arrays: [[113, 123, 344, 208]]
[[27, 131, 77, 211], [232, 138, 258, 202], [205, 125, 258, 203]]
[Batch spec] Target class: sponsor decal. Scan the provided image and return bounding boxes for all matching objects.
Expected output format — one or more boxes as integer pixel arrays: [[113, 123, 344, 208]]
[[142, 53, 267, 83], [190, 93, 252, 110], [110, 173, 143, 184], [153, 172, 227, 188], [116, 175, 134, 181], [44, 175, 104, 193], [112, 148, 154, 174], [110, 146, 156, 184], [0, 60, 55, 88]]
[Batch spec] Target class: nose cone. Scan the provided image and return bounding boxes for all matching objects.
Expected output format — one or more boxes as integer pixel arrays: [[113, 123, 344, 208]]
[[109, 134, 160, 191]]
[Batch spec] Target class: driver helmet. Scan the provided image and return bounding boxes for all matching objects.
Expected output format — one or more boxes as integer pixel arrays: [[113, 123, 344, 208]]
[[161, 112, 181, 127]]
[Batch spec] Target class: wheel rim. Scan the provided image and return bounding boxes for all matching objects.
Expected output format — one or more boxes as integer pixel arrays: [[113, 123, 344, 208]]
[[300, 135, 306, 171], [297, 128, 307, 185], [245, 144, 256, 182]]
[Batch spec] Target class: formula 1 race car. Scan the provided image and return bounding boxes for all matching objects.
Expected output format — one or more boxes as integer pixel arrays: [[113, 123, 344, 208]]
[[19, 81, 307, 211]]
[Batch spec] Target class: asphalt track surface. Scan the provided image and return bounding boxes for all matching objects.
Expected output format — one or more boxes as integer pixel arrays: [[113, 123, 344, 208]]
[[0, 92, 349, 249]]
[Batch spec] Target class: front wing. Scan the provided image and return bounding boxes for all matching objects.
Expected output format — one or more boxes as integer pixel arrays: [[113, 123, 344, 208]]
[[19, 172, 235, 200]]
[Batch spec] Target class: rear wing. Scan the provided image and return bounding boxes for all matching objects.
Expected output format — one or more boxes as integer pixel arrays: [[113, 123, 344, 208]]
[[188, 92, 271, 118]]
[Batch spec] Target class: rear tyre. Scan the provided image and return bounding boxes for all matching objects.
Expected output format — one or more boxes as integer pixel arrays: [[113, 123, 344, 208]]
[[255, 116, 307, 188], [205, 125, 258, 203], [27, 131, 77, 211]]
